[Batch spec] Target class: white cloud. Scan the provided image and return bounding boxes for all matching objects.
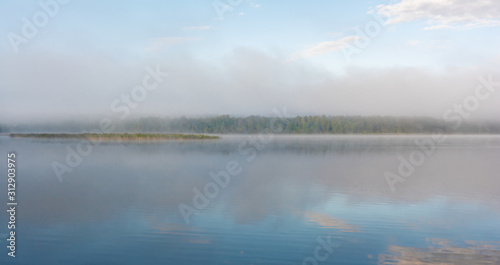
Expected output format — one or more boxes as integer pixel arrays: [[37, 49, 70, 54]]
[[147, 37, 200, 52], [407, 39, 449, 49], [249, 1, 261, 8], [182, 25, 213, 31], [375, 0, 500, 30], [290, 36, 361, 60]]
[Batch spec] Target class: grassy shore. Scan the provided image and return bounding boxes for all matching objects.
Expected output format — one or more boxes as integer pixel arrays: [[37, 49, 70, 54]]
[[9, 133, 219, 140]]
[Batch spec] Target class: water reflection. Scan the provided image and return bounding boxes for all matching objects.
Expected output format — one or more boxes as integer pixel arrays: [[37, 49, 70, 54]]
[[299, 212, 361, 232], [0, 135, 499, 264], [380, 239, 500, 264]]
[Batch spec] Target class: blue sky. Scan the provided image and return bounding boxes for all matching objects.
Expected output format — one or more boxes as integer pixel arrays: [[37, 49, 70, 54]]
[[1, 0, 500, 122]]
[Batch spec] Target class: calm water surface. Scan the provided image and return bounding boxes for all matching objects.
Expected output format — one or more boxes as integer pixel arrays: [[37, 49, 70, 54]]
[[1, 135, 500, 264]]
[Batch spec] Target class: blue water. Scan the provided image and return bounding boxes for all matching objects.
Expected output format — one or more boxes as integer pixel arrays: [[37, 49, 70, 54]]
[[1, 135, 500, 264]]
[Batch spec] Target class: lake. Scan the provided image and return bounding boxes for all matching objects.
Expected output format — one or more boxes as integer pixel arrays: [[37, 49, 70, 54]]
[[1, 134, 500, 264]]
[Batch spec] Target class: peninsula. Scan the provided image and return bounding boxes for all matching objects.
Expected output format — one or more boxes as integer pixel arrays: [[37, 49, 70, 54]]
[[9, 133, 219, 140]]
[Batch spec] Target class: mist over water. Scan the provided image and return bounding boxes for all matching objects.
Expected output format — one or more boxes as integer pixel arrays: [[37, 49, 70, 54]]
[[1, 135, 499, 264], [2, 1, 500, 264]]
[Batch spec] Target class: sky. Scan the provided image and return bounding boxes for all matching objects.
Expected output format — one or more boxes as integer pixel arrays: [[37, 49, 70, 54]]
[[1, 0, 499, 124]]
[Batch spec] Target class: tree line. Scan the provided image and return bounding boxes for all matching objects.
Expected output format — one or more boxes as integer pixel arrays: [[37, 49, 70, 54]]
[[122, 115, 500, 134], [2, 115, 500, 134]]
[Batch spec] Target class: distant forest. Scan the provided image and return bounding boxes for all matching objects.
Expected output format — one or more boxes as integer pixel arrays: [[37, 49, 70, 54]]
[[2, 115, 500, 134]]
